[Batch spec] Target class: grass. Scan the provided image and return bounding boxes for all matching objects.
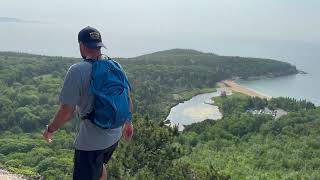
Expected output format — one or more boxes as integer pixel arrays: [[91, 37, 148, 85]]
[[212, 92, 248, 108], [177, 87, 217, 101]]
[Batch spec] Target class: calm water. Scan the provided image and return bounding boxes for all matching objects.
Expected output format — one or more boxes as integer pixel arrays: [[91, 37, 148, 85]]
[[167, 92, 222, 131], [238, 73, 319, 106], [238, 52, 319, 106]]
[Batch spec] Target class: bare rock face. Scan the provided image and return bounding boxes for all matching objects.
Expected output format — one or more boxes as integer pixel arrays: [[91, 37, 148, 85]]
[[0, 169, 27, 180]]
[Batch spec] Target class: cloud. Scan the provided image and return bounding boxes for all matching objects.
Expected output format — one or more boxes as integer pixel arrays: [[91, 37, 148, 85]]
[[0, 17, 47, 24]]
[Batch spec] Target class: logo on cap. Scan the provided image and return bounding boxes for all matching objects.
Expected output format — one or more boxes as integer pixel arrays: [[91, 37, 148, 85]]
[[90, 32, 100, 40]]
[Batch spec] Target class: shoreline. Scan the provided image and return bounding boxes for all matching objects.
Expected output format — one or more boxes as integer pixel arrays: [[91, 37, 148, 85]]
[[167, 91, 222, 131], [219, 80, 272, 100]]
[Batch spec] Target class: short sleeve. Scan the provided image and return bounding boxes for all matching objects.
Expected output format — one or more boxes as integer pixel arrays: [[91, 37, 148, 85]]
[[59, 66, 81, 106]]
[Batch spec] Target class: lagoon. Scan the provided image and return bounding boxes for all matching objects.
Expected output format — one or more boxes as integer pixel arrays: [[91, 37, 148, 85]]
[[167, 91, 222, 131]]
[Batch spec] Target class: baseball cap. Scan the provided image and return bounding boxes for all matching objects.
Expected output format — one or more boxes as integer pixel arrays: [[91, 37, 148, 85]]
[[78, 26, 106, 49]]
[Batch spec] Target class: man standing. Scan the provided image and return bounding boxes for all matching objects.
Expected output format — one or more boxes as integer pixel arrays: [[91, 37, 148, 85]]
[[43, 26, 133, 180]]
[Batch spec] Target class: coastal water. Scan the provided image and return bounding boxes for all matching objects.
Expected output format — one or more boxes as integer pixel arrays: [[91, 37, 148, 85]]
[[167, 92, 222, 131], [238, 73, 319, 106], [237, 50, 320, 106]]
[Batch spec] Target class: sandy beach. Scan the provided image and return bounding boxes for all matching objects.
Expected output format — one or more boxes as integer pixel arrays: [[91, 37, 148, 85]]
[[219, 80, 271, 100]]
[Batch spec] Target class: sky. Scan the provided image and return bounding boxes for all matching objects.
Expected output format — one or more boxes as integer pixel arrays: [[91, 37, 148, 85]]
[[0, 0, 320, 57]]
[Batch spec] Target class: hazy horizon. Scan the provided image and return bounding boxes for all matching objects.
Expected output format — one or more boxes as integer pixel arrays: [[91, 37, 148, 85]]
[[1, 1, 320, 179], [1, 0, 320, 59]]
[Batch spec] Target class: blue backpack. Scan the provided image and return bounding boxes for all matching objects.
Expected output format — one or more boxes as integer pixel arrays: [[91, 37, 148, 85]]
[[83, 57, 132, 129]]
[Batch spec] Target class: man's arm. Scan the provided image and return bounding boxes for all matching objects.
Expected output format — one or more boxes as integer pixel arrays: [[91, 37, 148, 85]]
[[129, 92, 134, 114], [43, 65, 80, 143], [43, 104, 75, 142], [123, 92, 134, 141], [48, 104, 75, 132]]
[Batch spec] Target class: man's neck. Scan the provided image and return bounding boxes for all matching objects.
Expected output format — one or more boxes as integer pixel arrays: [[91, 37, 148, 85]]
[[86, 54, 102, 60]]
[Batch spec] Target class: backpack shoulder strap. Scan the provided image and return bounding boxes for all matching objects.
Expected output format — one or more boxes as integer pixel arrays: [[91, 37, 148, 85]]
[[84, 54, 111, 63]]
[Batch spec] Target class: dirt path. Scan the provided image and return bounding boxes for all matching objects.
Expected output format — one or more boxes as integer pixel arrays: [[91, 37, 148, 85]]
[[0, 169, 27, 180]]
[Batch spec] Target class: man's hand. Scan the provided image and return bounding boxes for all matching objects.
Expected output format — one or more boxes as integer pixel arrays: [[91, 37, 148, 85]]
[[43, 125, 53, 143], [122, 121, 133, 141], [42, 104, 75, 143]]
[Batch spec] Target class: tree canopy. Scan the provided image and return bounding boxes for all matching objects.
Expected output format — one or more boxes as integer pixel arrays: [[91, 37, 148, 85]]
[[0, 50, 316, 179]]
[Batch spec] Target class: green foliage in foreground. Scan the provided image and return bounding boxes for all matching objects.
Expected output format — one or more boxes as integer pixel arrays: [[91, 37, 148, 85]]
[[179, 95, 320, 179], [0, 131, 74, 179], [0, 50, 311, 179], [2, 95, 318, 179], [0, 115, 229, 179]]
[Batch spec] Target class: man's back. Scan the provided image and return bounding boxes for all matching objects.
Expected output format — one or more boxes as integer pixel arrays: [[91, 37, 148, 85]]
[[59, 61, 122, 151], [43, 26, 133, 180]]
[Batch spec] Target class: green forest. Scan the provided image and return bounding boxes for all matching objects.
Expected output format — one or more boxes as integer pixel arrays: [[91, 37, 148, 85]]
[[1, 49, 319, 179]]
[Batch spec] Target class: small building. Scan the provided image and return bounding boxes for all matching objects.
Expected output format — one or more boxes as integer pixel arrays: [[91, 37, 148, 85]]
[[248, 107, 288, 119], [220, 90, 227, 97]]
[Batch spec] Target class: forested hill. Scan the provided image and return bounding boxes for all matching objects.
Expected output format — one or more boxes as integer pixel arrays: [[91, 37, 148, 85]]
[[123, 49, 297, 80], [0, 49, 304, 179], [0, 49, 298, 128]]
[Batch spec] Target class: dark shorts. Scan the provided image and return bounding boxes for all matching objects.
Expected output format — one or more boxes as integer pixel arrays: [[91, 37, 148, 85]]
[[73, 142, 118, 180]]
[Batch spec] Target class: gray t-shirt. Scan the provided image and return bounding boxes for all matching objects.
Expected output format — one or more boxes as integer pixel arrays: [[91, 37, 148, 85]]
[[59, 61, 122, 151]]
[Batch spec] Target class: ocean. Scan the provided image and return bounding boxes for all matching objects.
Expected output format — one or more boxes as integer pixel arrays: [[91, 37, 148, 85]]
[[236, 45, 319, 106]]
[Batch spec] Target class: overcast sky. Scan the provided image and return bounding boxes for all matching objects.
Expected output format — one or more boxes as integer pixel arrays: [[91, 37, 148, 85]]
[[1, 0, 319, 57]]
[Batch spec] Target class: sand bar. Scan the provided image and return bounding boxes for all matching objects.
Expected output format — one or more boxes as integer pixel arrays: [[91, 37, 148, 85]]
[[219, 80, 271, 100]]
